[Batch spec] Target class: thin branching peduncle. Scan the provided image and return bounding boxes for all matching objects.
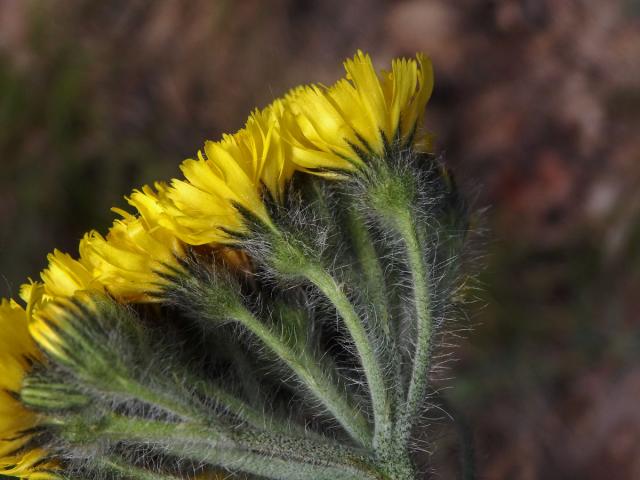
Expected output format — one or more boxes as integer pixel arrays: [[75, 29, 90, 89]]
[[228, 304, 373, 446]]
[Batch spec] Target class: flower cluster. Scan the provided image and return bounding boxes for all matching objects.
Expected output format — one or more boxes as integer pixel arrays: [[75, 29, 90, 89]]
[[0, 51, 433, 478]]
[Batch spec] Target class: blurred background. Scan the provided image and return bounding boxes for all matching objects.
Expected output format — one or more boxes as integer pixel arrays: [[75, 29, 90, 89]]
[[1, 1, 639, 478]]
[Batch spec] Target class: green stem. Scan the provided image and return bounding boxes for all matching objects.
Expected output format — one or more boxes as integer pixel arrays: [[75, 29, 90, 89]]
[[393, 211, 431, 442], [94, 415, 380, 480], [346, 209, 391, 337], [114, 376, 206, 423], [346, 209, 405, 408], [303, 264, 392, 449], [230, 306, 373, 447], [190, 373, 318, 440], [96, 457, 182, 480], [191, 378, 270, 427]]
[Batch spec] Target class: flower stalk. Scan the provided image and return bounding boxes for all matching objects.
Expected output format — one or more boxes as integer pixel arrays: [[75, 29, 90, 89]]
[[387, 209, 432, 442], [301, 259, 393, 447]]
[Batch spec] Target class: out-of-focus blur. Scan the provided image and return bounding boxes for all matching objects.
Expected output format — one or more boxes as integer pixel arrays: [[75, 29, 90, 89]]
[[1, 1, 639, 478]]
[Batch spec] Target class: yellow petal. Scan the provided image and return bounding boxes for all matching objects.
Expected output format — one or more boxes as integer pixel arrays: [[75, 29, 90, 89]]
[[0, 299, 55, 477], [40, 250, 101, 298], [283, 51, 434, 175]]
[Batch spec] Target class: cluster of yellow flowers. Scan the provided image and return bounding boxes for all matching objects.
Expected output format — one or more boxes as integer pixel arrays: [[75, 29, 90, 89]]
[[0, 51, 433, 478]]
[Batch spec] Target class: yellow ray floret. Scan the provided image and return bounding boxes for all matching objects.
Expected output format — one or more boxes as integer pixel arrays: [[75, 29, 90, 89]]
[[18, 249, 103, 329], [79, 191, 184, 301], [1, 449, 59, 479], [283, 50, 433, 173], [27, 294, 97, 368], [236, 100, 296, 204], [159, 99, 299, 246], [19, 281, 48, 323], [40, 250, 103, 299], [19, 281, 93, 368], [0, 299, 57, 479], [163, 141, 274, 245]]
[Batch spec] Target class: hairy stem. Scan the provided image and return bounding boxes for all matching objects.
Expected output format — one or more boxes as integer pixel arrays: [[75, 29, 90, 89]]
[[345, 209, 404, 408], [91, 414, 381, 480], [228, 305, 373, 447], [114, 375, 207, 423], [345, 209, 391, 337], [393, 211, 432, 442], [95, 457, 182, 480], [187, 374, 292, 433], [303, 263, 392, 449]]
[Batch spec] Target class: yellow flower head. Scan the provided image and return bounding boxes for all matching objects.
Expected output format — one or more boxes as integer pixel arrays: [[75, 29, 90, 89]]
[[163, 138, 275, 245], [0, 299, 57, 479], [27, 294, 97, 367], [126, 52, 431, 247], [158, 98, 301, 246], [14, 51, 431, 304], [1, 449, 59, 479], [19, 281, 48, 324], [239, 100, 296, 203], [40, 250, 103, 299], [283, 50, 433, 174], [18, 249, 103, 328], [79, 191, 184, 302]]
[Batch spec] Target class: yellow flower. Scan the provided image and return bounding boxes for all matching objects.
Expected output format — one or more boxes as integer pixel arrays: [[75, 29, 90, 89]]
[[79, 193, 184, 301], [283, 50, 433, 174], [16, 51, 431, 304], [18, 280, 77, 369], [20, 260, 101, 366], [126, 52, 430, 247], [40, 249, 103, 299], [19, 281, 48, 323], [158, 98, 301, 246], [1, 449, 59, 479], [27, 294, 97, 367], [239, 100, 296, 203], [18, 249, 103, 330], [163, 137, 275, 245], [0, 299, 57, 479]]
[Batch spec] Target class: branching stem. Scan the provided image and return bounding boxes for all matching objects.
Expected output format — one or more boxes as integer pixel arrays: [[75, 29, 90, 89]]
[[114, 376, 206, 422], [346, 209, 405, 411], [96, 457, 182, 480], [228, 305, 373, 447], [93, 414, 381, 480], [185, 374, 295, 434], [303, 263, 392, 449]]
